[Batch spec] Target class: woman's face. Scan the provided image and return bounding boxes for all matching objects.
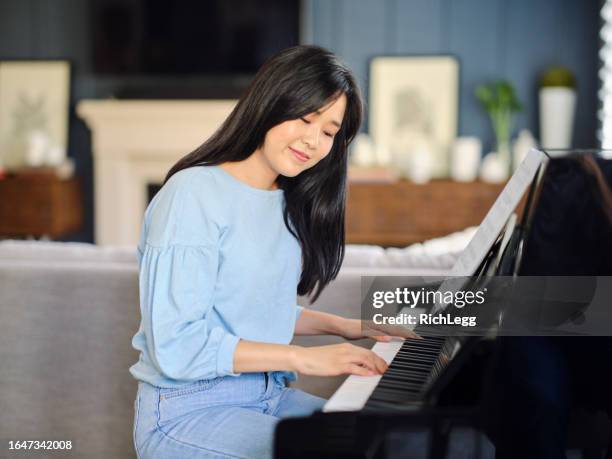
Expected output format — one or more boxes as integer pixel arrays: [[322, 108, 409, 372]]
[[258, 93, 347, 178]]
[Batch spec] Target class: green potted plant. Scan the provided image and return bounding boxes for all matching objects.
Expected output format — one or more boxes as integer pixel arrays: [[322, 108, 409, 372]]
[[475, 80, 522, 172]]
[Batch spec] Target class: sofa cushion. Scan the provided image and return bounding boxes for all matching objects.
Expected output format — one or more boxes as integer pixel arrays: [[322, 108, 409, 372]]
[[0, 226, 475, 271], [0, 240, 138, 264], [0, 259, 140, 459], [342, 226, 476, 270]]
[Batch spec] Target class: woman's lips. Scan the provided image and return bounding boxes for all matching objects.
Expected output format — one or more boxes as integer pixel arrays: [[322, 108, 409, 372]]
[[289, 147, 309, 162]]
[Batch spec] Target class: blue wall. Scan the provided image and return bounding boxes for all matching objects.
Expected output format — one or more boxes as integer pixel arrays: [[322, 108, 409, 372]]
[[304, 0, 600, 152], [0, 0, 601, 242]]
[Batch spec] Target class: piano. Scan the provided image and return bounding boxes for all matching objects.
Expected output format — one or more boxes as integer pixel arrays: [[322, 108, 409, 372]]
[[275, 150, 612, 458]]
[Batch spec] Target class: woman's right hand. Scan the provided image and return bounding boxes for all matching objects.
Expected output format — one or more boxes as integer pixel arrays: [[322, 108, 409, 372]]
[[291, 343, 388, 377]]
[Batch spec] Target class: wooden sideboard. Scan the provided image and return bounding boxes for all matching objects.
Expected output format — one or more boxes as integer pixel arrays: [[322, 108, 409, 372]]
[[345, 180, 506, 247], [0, 173, 503, 245], [0, 174, 83, 239]]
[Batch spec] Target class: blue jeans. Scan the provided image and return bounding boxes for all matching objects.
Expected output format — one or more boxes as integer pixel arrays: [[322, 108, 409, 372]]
[[133, 372, 326, 459]]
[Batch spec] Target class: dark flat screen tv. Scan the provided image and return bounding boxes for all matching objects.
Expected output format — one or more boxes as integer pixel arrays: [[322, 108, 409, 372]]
[[92, 0, 301, 77]]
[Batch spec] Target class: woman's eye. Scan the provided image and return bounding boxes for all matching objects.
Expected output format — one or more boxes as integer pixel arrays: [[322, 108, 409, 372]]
[[300, 117, 311, 124], [324, 132, 334, 138]]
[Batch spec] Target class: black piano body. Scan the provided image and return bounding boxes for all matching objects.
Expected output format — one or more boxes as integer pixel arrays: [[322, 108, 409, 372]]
[[275, 151, 612, 458]]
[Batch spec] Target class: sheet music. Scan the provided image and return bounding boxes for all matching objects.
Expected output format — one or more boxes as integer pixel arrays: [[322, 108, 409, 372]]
[[449, 148, 546, 277], [429, 149, 545, 314]]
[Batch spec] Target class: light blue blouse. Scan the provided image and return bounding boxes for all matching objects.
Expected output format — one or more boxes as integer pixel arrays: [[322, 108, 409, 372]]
[[129, 166, 303, 388]]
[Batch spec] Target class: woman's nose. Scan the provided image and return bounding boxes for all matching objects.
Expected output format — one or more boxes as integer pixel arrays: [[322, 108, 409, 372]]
[[302, 126, 320, 150]]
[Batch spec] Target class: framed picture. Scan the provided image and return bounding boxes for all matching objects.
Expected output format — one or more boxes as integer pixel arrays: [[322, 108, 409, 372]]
[[0, 60, 70, 170], [369, 55, 459, 178]]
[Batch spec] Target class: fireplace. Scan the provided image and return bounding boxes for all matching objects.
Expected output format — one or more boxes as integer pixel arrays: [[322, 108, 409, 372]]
[[77, 100, 236, 245]]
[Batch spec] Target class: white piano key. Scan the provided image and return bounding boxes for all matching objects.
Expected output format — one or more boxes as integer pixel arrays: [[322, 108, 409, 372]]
[[323, 340, 403, 412]]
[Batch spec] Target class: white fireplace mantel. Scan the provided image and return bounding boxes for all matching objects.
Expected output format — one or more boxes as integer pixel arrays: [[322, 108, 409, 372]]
[[77, 100, 237, 245]]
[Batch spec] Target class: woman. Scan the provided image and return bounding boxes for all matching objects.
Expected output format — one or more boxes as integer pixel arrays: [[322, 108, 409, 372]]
[[131, 45, 414, 459]]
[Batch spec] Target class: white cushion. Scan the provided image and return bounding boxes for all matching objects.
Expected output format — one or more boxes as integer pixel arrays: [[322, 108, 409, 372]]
[[0, 240, 138, 264], [342, 226, 476, 270]]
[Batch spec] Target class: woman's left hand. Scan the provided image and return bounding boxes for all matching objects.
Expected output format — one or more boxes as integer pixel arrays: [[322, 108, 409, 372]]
[[339, 318, 422, 342]]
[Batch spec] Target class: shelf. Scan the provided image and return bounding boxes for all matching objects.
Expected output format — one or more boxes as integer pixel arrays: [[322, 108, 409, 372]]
[[346, 179, 507, 247], [0, 174, 83, 239]]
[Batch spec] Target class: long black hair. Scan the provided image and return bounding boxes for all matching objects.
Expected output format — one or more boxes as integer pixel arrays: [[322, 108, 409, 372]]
[[164, 45, 363, 301]]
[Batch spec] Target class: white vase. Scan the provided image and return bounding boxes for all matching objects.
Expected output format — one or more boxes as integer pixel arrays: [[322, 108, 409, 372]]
[[407, 145, 433, 184], [512, 129, 537, 171], [450, 137, 481, 181], [539, 87, 576, 151], [350, 133, 376, 167], [480, 153, 509, 183], [25, 130, 50, 167]]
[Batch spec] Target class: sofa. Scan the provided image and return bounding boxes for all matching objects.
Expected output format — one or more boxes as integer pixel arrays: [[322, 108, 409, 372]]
[[0, 234, 468, 459]]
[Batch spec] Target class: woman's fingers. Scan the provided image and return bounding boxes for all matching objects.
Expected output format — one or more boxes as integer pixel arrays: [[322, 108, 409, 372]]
[[405, 329, 423, 339], [378, 324, 423, 340], [372, 335, 393, 342], [386, 325, 422, 339], [349, 346, 388, 374], [353, 353, 387, 375], [362, 320, 423, 340], [297, 344, 392, 377], [346, 364, 377, 376], [373, 354, 388, 374]]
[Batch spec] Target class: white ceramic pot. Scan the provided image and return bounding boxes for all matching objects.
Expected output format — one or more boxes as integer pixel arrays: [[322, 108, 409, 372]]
[[25, 130, 50, 167], [539, 87, 576, 151], [351, 133, 376, 167], [407, 146, 433, 184], [480, 153, 509, 183], [451, 137, 481, 181]]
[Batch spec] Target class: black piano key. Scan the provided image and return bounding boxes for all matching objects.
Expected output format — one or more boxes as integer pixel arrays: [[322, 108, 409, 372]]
[[399, 341, 442, 350], [381, 375, 427, 387], [364, 337, 456, 410], [397, 344, 441, 354], [395, 349, 438, 358], [378, 374, 424, 385], [384, 367, 430, 379], [417, 335, 446, 342], [382, 369, 428, 380], [365, 399, 422, 411], [380, 373, 426, 384], [388, 360, 433, 371], [405, 337, 445, 345], [396, 350, 439, 360], [377, 379, 423, 391], [374, 388, 422, 399], [388, 368, 433, 380], [368, 392, 421, 406], [369, 388, 421, 402], [394, 352, 439, 361], [419, 335, 446, 343], [396, 347, 438, 360], [371, 389, 421, 401], [394, 350, 439, 360], [393, 355, 436, 365]]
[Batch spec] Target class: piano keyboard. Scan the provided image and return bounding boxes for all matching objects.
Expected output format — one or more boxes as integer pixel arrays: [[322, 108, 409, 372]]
[[324, 307, 454, 413], [324, 307, 426, 412], [365, 333, 448, 411], [323, 339, 404, 412]]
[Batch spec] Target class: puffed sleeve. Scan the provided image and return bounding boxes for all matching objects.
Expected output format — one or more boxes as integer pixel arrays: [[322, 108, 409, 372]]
[[138, 170, 240, 381]]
